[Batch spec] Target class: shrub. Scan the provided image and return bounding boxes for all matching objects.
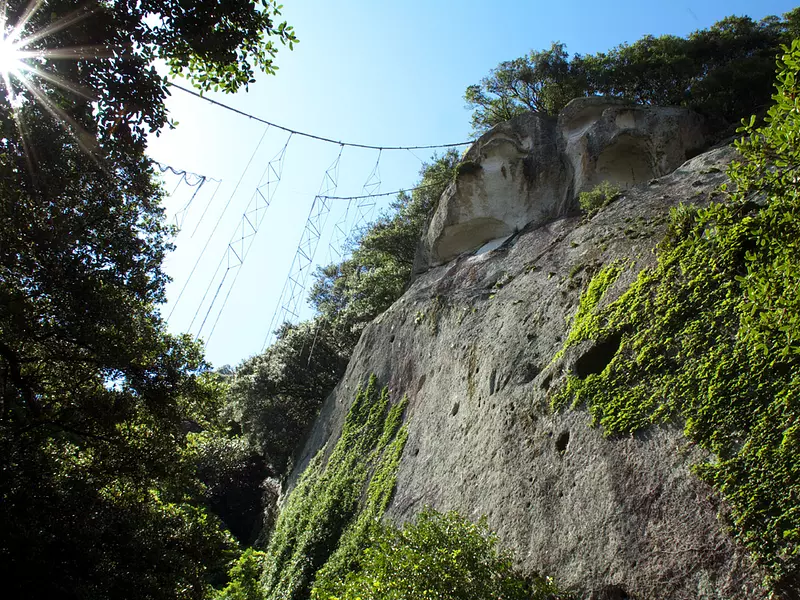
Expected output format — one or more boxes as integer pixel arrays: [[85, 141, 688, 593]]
[[213, 549, 267, 600], [578, 181, 620, 213], [316, 508, 566, 600]]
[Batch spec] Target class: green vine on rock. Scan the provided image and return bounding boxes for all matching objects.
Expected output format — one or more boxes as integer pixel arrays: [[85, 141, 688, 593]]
[[259, 376, 408, 600], [550, 41, 800, 594]]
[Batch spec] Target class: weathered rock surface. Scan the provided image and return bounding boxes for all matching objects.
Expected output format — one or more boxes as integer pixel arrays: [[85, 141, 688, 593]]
[[416, 98, 709, 271], [291, 141, 769, 599]]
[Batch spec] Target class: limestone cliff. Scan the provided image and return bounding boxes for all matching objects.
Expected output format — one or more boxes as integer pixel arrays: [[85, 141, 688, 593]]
[[288, 101, 767, 599]]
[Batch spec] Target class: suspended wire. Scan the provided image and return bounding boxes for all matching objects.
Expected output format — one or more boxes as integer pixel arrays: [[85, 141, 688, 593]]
[[263, 146, 344, 349], [154, 161, 221, 230], [199, 134, 293, 344], [167, 124, 270, 322], [406, 147, 426, 164], [155, 162, 220, 185], [191, 178, 223, 238], [166, 81, 472, 151], [318, 180, 447, 201]]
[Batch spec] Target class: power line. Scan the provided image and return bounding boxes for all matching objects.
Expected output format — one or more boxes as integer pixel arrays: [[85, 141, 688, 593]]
[[318, 181, 445, 201], [166, 81, 473, 152], [168, 124, 271, 322]]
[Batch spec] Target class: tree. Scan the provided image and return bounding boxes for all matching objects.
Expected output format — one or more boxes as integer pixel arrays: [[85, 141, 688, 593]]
[[466, 9, 800, 133], [465, 42, 585, 132], [0, 1, 296, 597], [224, 321, 349, 475]]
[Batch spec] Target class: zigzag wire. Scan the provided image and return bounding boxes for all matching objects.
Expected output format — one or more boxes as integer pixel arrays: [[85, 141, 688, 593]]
[[263, 145, 344, 349], [195, 134, 293, 344]]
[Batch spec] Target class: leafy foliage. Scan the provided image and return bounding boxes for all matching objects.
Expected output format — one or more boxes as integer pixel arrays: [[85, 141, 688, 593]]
[[577, 181, 621, 213], [465, 43, 586, 132], [551, 41, 800, 594], [467, 9, 800, 132], [0, 0, 296, 597], [260, 376, 408, 600], [213, 549, 268, 600], [316, 509, 566, 600]]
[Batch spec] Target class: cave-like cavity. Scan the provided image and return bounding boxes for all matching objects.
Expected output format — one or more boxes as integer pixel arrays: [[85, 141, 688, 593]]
[[591, 135, 654, 190]]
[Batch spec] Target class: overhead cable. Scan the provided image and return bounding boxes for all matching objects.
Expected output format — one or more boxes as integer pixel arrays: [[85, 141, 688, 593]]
[[166, 81, 473, 151], [318, 180, 448, 201], [168, 124, 270, 322]]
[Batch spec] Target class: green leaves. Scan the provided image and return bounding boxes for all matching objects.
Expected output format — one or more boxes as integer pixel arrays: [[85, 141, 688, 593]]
[[551, 40, 800, 593], [317, 509, 563, 600], [258, 377, 409, 600], [0, 0, 298, 596], [466, 10, 798, 131]]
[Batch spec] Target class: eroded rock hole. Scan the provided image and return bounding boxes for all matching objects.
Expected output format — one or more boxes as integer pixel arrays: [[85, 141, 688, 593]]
[[489, 369, 497, 395], [594, 135, 654, 189], [451, 402, 460, 416], [555, 431, 570, 455], [541, 373, 553, 390], [575, 333, 621, 378], [595, 585, 631, 600]]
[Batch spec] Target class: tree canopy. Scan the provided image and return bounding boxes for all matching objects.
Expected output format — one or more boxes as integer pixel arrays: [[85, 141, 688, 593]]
[[0, 0, 295, 597], [466, 9, 800, 133]]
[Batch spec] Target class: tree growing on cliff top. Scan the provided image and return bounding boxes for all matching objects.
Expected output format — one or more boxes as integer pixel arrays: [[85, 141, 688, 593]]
[[466, 9, 800, 133]]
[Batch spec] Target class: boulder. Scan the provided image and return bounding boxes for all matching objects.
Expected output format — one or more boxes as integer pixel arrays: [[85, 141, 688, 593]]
[[415, 98, 709, 271]]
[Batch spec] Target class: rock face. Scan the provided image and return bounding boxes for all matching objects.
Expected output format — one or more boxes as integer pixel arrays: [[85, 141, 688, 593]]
[[415, 98, 709, 271], [290, 137, 769, 598]]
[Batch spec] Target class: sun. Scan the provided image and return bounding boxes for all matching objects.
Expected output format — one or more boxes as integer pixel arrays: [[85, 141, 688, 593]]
[[0, 35, 23, 79], [0, 0, 111, 160]]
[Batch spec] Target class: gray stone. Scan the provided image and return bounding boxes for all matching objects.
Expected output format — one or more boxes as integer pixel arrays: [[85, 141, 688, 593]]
[[290, 143, 767, 599], [415, 99, 709, 272]]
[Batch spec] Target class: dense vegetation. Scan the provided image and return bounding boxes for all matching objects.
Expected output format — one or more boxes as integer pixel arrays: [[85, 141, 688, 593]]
[[552, 40, 800, 595], [466, 9, 800, 132], [0, 0, 295, 597], [4, 0, 800, 596], [319, 509, 564, 600], [261, 376, 408, 600]]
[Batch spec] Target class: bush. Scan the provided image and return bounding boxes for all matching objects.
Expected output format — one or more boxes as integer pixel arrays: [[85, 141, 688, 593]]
[[316, 508, 566, 600], [213, 549, 267, 600], [578, 181, 620, 213]]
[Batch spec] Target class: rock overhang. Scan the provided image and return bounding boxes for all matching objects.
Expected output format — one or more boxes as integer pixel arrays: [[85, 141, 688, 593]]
[[415, 97, 710, 272]]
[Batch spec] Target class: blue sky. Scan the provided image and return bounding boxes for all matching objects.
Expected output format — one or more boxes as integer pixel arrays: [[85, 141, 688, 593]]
[[147, 0, 800, 368]]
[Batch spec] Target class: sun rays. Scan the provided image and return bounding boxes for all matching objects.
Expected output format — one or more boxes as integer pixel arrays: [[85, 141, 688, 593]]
[[0, 0, 114, 164]]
